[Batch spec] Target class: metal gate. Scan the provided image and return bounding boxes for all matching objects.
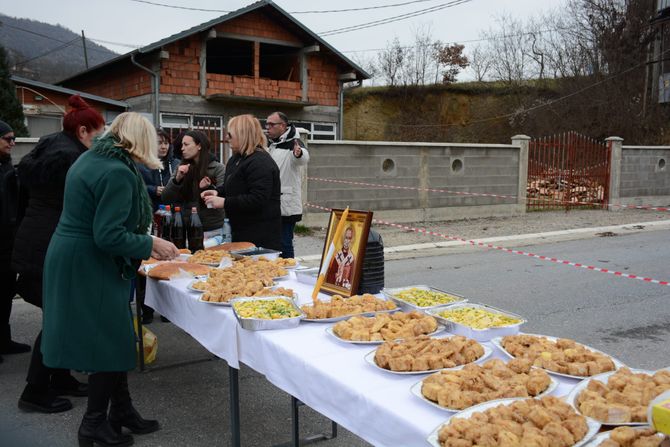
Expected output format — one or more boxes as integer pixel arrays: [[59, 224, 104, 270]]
[[527, 132, 611, 211]]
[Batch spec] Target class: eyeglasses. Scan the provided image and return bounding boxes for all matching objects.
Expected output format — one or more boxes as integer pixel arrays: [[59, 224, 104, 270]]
[[265, 122, 284, 127], [1, 136, 16, 143]]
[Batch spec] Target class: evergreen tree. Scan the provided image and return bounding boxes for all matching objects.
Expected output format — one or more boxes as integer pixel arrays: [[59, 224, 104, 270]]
[[0, 45, 28, 136]]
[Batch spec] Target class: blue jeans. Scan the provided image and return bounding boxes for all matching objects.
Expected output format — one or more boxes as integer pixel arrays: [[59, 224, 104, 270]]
[[280, 220, 296, 259]]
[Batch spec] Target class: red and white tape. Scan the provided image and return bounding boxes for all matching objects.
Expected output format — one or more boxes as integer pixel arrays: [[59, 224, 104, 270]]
[[307, 176, 670, 212], [306, 203, 670, 287]]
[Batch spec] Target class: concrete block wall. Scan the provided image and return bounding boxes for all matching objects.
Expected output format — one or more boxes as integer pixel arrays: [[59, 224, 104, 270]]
[[618, 146, 670, 205], [304, 141, 523, 225]]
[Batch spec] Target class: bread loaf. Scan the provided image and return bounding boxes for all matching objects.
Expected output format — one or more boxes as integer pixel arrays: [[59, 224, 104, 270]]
[[207, 241, 255, 252], [147, 262, 211, 280]]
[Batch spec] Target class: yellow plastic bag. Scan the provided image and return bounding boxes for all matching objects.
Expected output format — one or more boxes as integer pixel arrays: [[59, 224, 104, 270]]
[[133, 318, 158, 364]]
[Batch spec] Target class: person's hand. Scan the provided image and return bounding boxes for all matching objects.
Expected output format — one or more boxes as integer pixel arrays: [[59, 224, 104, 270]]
[[203, 195, 225, 209], [293, 140, 302, 158], [151, 237, 180, 260], [200, 189, 218, 199], [199, 176, 212, 189], [156, 186, 165, 196], [175, 164, 189, 182]]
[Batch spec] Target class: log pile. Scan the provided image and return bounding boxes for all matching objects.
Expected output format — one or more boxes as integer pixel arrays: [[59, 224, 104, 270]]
[[527, 178, 605, 205]]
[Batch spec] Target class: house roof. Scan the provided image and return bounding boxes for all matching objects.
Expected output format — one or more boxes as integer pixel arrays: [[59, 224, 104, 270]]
[[59, 0, 369, 84], [12, 75, 129, 108]]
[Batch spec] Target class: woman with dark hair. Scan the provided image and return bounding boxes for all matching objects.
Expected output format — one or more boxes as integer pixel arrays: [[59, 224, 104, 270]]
[[202, 115, 281, 250], [12, 95, 105, 413], [161, 130, 225, 232], [139, 128, 179, 211]]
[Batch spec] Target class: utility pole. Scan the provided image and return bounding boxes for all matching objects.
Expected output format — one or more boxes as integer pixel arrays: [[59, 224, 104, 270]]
[[81, 30, 89, 69]]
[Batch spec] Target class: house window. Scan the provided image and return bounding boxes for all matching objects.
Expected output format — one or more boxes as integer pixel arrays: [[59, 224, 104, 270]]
[[159, 113, 226, 161], [260, 119, 336, 141], [659, 0, 670, 11], [259, 43, 300, 81], [206, 38, 253, 76]]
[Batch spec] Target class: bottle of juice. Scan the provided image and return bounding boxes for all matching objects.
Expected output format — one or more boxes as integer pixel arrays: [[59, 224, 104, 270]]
[[188, 206, 204, 252], [171, 206, 186, 249]]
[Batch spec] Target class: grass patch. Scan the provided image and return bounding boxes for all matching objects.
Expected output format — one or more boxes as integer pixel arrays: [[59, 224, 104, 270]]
[[294, 224, 313, 236]]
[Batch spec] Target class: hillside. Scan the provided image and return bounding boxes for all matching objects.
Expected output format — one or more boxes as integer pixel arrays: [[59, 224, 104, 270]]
[[0, 14, 118, 83]]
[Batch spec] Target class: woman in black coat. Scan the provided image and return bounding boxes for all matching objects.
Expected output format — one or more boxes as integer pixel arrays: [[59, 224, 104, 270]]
[[138, 128, 179, 212], [202, 114, 281, 250], [11, 95, 105, 413]]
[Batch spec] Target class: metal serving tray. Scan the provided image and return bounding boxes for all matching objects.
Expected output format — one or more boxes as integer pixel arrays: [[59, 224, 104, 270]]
[[427, 302, 525, 342], [231, 296, 304, 331], [426, 397, 601, 447], [230, 247, 282, 260], [381, 285, 467, 311], [294, 267, 319, 285]]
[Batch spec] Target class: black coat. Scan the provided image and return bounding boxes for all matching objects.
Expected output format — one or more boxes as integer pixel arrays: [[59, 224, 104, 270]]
[[218, 149, 281, 250], [0, 154, 18, 264], [138, 153, 180, 211], [11, 132, 87, 286]]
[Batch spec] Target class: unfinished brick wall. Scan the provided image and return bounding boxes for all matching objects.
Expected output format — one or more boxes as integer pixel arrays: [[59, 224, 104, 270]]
[[307, 55, 339, 107], [215, 11, 302, 44], [161, 35, 201, 95], [62, 59, 152, 100]]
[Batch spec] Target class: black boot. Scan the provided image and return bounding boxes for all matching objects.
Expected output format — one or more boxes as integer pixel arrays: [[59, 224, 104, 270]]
[[109, 372, 159, 435], [78, 372, 133, 447], [0, 325, 31, 355], [51, 371, 88, 397], [19, 384, 72, 413]]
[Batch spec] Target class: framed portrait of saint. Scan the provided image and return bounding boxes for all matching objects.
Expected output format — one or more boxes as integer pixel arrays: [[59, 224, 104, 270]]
[[319, 208, 373, 297]]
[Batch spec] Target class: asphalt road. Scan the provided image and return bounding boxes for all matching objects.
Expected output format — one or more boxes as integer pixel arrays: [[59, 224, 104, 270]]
[[1, 229, 669, 447]]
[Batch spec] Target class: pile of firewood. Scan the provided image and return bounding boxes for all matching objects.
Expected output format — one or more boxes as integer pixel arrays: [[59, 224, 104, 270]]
[[527, 178, 604, 204]]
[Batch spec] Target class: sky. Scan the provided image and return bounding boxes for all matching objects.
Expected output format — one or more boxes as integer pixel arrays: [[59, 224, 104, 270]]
[[0, 0, 568, 79]]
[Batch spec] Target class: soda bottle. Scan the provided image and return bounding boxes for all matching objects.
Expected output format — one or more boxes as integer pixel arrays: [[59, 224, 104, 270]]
[[171, 206, 186, 249], [188, 206, 204, 252], [161, 205, 173, 241], [152, 204, 165, 237], [222, 218, 232, 243]]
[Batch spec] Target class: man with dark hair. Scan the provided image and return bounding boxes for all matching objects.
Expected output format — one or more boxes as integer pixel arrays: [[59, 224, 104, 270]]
[[265, 111, 309, 259]]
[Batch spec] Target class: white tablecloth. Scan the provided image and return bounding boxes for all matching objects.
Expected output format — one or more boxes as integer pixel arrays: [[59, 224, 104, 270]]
[[145, 273, 580, 447]]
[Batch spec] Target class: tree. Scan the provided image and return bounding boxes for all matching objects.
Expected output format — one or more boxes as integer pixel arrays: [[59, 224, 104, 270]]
[[377, 37, 405, 86], [0, 45, 28, 136], [435, 43, 469, 83], [467, 44, 492, 82]]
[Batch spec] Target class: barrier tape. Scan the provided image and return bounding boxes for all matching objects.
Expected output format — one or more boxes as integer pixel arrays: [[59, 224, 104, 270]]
[[305, 203, 670, 286], [307, 176, 670, 213]]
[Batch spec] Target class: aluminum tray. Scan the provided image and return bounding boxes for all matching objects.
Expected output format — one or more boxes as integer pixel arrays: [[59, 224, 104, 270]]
[[231, 296, 304, 330], [301, 296, 399, 323], [324, 323, 445, 345], [410, 372, 559, 412], [584, 428, 665, 446], [491, 334, 626, 380], [230, 247, 281, 260], [567, 368, 667, 426], [427, 302, 525, 342], [294, 267, 319, 285], [200, 289, 298, 307], [363, 342, 492, 375], [426, 397, 600, 447], [381, 285, 467, 311]]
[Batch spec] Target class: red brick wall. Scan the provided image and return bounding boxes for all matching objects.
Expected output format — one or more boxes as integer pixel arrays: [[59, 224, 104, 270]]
[[215, 11, 302, 44], [206, 73, 301, 101], [161, 35, 201, 95], [15, 86, 115, 114], [62, 59, 152, 100], [307, 55, 339, 106]]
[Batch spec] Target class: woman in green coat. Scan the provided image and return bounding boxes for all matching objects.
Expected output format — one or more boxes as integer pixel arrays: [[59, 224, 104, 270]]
[[42, 112, 179, 447]]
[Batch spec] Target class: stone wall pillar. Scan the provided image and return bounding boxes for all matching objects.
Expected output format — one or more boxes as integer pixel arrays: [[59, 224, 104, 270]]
[[606, 136, 624, 210], [511, 135, 531, 208]]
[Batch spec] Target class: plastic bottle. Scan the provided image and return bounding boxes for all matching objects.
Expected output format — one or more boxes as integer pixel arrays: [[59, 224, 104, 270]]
[[171, 206, 186, 249], [160, 205, 173, 241], [152, 204, 165, 237], [188, 206, 204, 252], [222, 218, 232, 243]]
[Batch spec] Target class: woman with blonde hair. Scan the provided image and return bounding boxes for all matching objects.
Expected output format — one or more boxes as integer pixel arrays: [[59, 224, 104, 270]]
[[202, 114, 281, 250], [41, 112, 179, 447]]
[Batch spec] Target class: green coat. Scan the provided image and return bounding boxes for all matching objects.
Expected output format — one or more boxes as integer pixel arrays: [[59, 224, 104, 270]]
[[42, 150, 153, 372]]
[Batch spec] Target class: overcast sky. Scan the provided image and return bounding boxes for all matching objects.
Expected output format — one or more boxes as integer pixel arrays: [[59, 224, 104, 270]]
[[1, 0, 567, 77]]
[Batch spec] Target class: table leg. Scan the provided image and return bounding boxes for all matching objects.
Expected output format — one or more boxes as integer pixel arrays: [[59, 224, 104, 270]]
[[134, 281, 145, 372], [272, 397, 338, 447], [229, 365, 241, 447]]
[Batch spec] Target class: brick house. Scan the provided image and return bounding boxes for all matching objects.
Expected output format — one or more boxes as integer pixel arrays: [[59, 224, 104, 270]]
[[11, 75, 128, 138], [58, 0, 369, 159]]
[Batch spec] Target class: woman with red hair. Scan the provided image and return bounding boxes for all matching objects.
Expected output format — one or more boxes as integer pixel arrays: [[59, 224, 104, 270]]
[[12, 95, 105, 414]]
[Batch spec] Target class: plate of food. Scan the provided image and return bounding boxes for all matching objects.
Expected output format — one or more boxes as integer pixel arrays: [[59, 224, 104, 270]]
[[567, 367, 670, 426], [198, 286, 296, 306], [363, 335, 492, 375], [426, 302, 525, 341], [273, 258, 300, 270], [410, 357, 558, 412], [381, 285, 466, 311], [186, 279, 208, 293], [491, 333, 625, 380], [584, 427, 666, 446], [426, 396, 600, 447], [188, 249, 231, 266], [231, 296, 304, 330], [325, 311, 444, 344], [300, 294, 398, 323]]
